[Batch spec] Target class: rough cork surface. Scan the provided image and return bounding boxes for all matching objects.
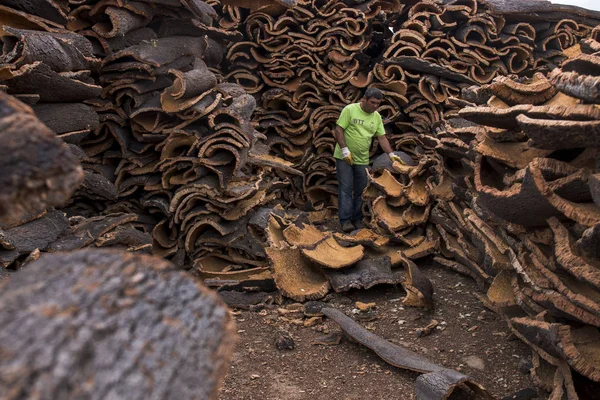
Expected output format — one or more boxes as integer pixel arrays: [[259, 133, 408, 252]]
[[301, 237, 365, 269], [267, 246, 329, 302], [0, 92, 83, 226], [322, 308, 493, 400], [0, 249, 235, 400]]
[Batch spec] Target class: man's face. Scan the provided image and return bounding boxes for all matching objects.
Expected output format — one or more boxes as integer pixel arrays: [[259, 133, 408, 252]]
[[361, 96, 381, 113]]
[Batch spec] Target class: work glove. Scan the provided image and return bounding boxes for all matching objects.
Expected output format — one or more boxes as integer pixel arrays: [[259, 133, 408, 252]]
[[388, 152, 405, 165], [341, 147, 354, 166]]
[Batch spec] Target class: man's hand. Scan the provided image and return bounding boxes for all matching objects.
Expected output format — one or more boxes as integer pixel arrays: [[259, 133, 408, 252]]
[[342, 147, 354, 166], [388, 153, 405, 165]]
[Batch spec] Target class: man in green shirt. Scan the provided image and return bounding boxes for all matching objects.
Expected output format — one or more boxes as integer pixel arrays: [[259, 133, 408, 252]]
[[333, 87, 402, 232]]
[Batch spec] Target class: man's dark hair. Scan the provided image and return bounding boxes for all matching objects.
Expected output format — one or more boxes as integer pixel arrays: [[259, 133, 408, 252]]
[[364, 87, 383, 100]]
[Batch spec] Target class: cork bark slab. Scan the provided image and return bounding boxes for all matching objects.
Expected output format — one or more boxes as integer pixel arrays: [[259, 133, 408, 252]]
[[266, 246, 329, 302], [0, 92, 83, 226], [0, 249, 235, 400], [301, 237, 364, 269], [323, 308, 493, 400]]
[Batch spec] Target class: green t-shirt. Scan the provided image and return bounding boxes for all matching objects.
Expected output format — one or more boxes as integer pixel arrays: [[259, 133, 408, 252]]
[[333, 103, 385, 165]]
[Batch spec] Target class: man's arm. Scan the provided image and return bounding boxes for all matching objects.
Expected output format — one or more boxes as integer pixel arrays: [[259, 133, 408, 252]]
[[334, 125, 353, 165], [376, 135, 394, 154], [334, 125, 347, 148]]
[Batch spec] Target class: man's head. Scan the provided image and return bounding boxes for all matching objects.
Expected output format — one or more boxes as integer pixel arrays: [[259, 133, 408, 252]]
[[360, 87, 383, 114]]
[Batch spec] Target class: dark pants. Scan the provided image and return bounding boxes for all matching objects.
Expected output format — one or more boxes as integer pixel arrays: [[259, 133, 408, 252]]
[[336, 159, 368, 224]]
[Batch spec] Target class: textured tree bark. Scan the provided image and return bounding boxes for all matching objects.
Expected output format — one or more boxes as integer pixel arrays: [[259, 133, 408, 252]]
[[0, 249, 235, 400], [0, 92, 83, 227], [484, 0, 600, 25], [323, 308, 493, 400]]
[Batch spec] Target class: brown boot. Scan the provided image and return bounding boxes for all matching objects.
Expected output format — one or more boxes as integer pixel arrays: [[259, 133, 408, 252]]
[[352, 220, 366, 230], [341, 221, 355, 233]]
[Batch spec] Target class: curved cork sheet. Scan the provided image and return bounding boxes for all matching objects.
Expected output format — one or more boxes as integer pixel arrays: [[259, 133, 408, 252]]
[[522, 244, 600, 319], [266, 246, 329, 302], [369, 169, 404, 197], [283, 223, 329, 249], [0, 92, 83, 226], [510, 317, 600, 382], [548, 218, 600, 291], [551, 69, 600, 104], [591, 173, 600, 208], [522, 286, 600, 327], [517, 114, 600, 150], [372, 196, 430, 232], [489, 73, 557, 106], [194, 255, 270, 280], [403, 239, 438, 260], [302, 238, 365, 269], [459, 104, 533, 129], [474, 133, 551, 169], [266, 216, 289, 249], [487, 270, 517, 308], [405, 176, 430, 206], [333, 229, 390, 249], [475, 157, 600, 227], [324, 256, 400, 292], [301, 237, 364, 269], [399, 255, 434, 310]]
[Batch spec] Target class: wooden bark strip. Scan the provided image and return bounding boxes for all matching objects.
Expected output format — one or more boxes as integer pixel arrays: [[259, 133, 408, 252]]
[[522, 286, 600, 327], [0, 0, 68, 25], [323, 308, 493, 400], [0, 209, 68, 254], [486, 74, 557, 106], [0, 92, 83, 227], [550, 69, 600, 103], [590, 173, 600, 209], [399, 254, 434, 310], [48, 213, 138, 252], [324, 256, 400, 293], [0, 27, 98, 78], [475, 157, 600, 227], [5, 62, 102, 102], [485, 0, 600, 25], [91, 3, 154, 39], [531, 352, 556, 393], [0, 5, 67, 33], [0, 249, 235, 400], [267, 245, 329, 302], [517, 114, 600, 150], [436, 225, 491, 283], [487, 270, 517, 308], [283, 222, 329, 249], [372, 197, 431, 232], [33, 103, 100, 135], [403, 238, 438, 260], [509, 317, 600, 382], [433, 256, 486, 289], [474, 133, 551, 169], [301, 237, 364, 269], [459, 104, 600, 130], [220, 0, 297, 11], [333, 229, 390, 249], [382, 56, 476, 84], [548, 218, 600, 291], [577, 223, 600, 259], [562, 54, 600, 76], [103, 36, 223, 68], [160, 59, 218, 112], [526, 250, 600, 318]]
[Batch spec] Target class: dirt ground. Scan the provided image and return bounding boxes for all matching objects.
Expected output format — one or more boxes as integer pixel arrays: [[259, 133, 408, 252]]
[[219, 263, 535, 400]]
